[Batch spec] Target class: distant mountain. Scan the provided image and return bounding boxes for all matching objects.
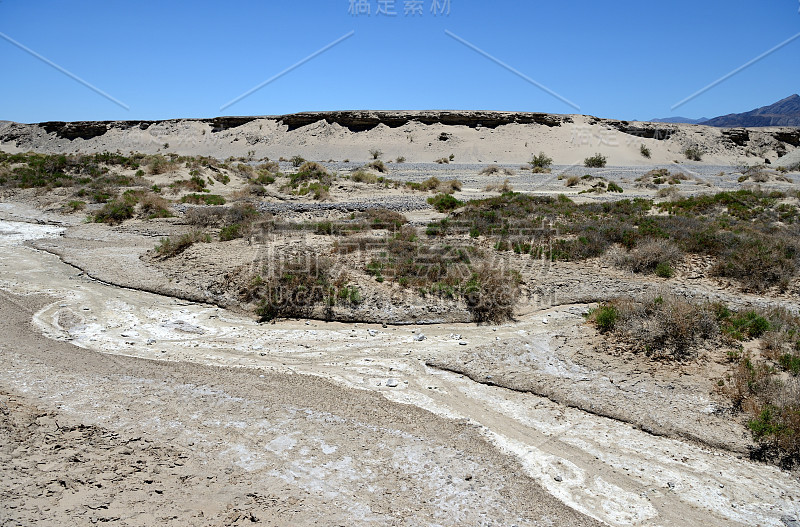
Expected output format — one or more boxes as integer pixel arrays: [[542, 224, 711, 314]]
[[702, 94, 800, 127], [650, 116, 708, 125]]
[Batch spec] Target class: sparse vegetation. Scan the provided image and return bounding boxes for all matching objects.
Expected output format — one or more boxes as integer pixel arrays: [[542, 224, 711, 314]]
[[640, 144, 651, 159], [154, 231, 211, 258]]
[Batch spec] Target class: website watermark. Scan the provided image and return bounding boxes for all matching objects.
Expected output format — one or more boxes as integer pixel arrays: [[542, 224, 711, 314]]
[[348, 0, 451, 17]]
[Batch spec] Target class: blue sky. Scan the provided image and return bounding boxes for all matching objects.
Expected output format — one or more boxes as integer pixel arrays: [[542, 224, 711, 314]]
[[0, 0, 798, 123]]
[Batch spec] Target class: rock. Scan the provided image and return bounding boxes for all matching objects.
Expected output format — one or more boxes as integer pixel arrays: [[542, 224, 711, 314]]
[[386, 379, 399, 388], [554, 475, 562, 482], [145, 338, 156, 345], [413, 333, 426, 341], [368, 329, 378, 337], [459, 341, 467, 346], [781, 516, 800, 527]]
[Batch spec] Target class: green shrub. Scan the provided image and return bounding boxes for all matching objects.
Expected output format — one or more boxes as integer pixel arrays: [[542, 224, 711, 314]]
[[428, 193, 464, 212], [369, 148, 383, 160], [584, 153, 607, 168], [66, 200, 85, 212], [93, 200, 135, 224], [640, 144, 651, 159], [181, 194, 226, 206], [591, 305, 618, 333], [219, 223, 242, 241], [607, 182, 623, 193], [290, 155, 306, 167], [655, 261, 674, 278], [529, 152, 553, 170]]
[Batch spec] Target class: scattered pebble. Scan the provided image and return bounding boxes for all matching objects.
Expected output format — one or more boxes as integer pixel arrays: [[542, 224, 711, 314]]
[[386, 379, 399, 388], [459, 341, 467, 346], [413, 333, 426, 341], [554, 475, 563, 482]]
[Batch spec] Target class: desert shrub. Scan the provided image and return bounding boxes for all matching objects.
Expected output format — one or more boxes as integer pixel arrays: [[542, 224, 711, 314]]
[[656, 186, 680, 199], [363, 208, 407, 230], [351, 170, 378, 184], [365, 160, 387, 173], [395, 156, 406, 163], [153, 230, 210, 258], [369, 148, 383, 160], [219, 223, 243, 241], [711, 233, 798, 293], [138, 193, 173, 219], [93, 199, 135, 224], [290, 155, 306, 167], [186, 206, 228, 227], [655, 261, 674, 278], [247, 254, 347, 321], [607, 182, 623, 193], [684, 145, 703, 161], [584, 153, 607, 168], [589, 304, 618, 333], [595, 294, 717, 360], [181, 193, 226, 206], [435, 157, 450, 164], [640, 144, 651, 158], [147, 155, 176, 175], [289, 162, 330, 186], [480, 165, 514, 176], [614, 239, 682, 275], [463, 264, 520, 323], [428, 193, 464, 212], [565, 176, 580, 187], [529, 152, 553, 170], [483, 179, 513, 192], [65, 200, 85, 212]]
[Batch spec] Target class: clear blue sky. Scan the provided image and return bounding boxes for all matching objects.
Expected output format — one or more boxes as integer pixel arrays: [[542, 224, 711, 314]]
[[1, 0, 798, 123]]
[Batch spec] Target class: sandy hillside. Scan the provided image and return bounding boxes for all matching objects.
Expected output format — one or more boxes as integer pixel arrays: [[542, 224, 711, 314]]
[[1, 110, 799, 167]]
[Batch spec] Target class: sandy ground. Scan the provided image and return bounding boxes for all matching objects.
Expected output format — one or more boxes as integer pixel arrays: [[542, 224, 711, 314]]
[[1, 207, 800, 526]]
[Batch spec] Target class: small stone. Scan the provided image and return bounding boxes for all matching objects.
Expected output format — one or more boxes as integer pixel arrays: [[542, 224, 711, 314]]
[[781, 515, 800, 527], [554, 475, 562, 482], [145, 338, 156, 345], [386, 379, 399, 388], [459, 341, 467, 346], [667, 482, 675, 489], [413, 334, 426, 342], [464, 474, 473, 481]]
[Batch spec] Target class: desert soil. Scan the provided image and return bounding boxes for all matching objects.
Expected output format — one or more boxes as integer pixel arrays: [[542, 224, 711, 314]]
[[1, 203, 799, 527]]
